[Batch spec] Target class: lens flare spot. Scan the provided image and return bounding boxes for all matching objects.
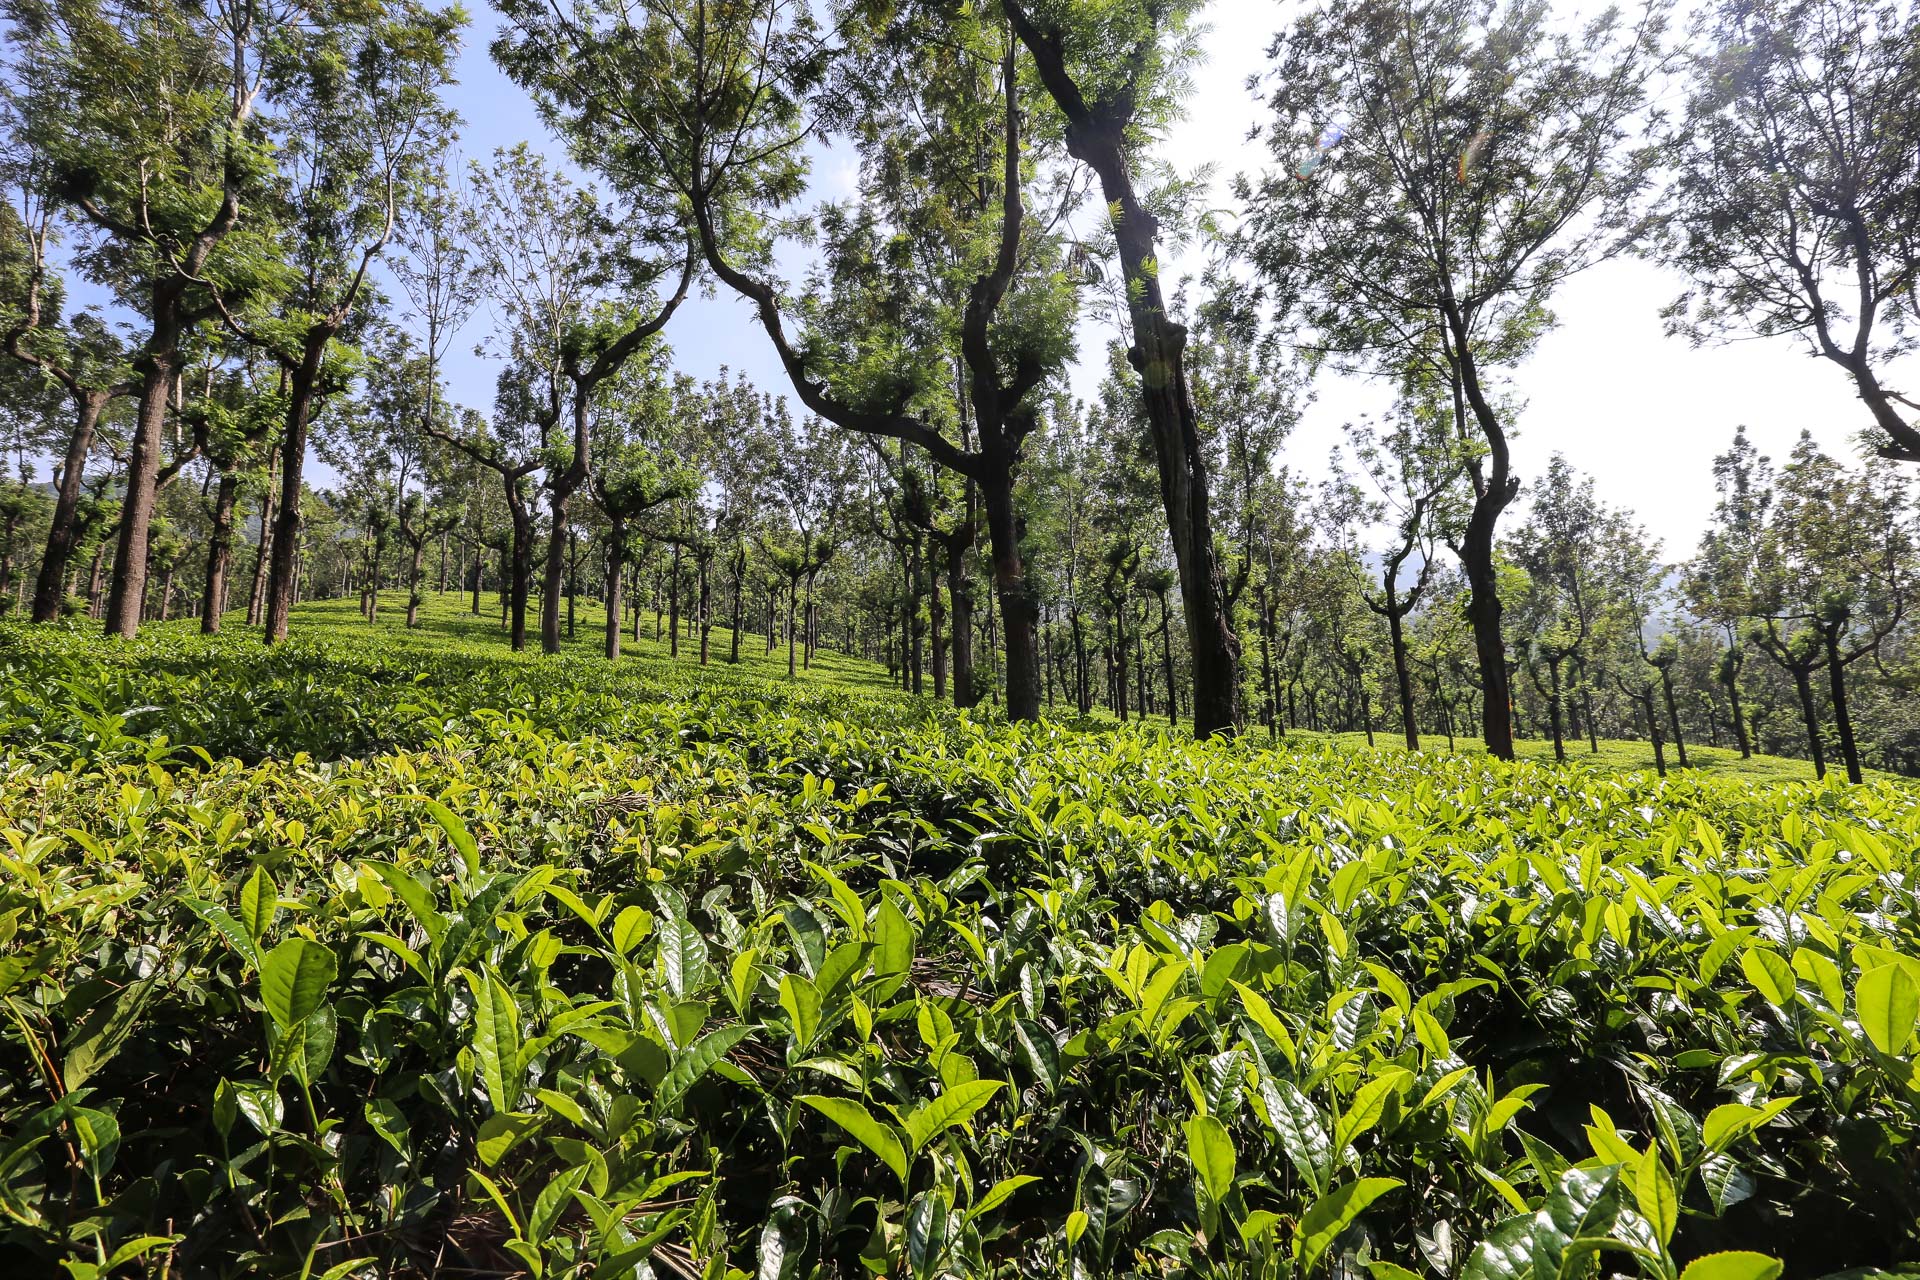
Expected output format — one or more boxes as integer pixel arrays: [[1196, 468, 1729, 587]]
[[1457, 130, 1491, 184]]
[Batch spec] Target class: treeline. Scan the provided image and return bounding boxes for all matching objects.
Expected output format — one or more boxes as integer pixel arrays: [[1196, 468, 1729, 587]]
[[0, 0, 1917, 779]]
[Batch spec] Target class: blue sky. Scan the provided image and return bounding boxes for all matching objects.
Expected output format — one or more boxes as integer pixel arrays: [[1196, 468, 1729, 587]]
[[427, 4, 815, 422]]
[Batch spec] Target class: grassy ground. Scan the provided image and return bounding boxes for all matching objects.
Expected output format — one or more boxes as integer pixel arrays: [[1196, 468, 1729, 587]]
[[245, 592, 1861, 785], [308, 589, 899, 694], [1291, 728, 1850, 783]]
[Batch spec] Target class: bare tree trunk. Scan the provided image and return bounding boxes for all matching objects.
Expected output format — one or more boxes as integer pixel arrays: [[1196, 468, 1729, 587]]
[[699, 557, 711, 665], [201, 470, 240, 633], [668, 542, 681, 659], [605, 517, 626, 660], [263, 343, 329, 645], [1659, 667, 1690, 770], [248, 448, 276, 627], [787, 581, 799, 678], [1386, 608, 1419, 751], [729, 545, 745, 664], [1823, 633, 1863, 784], [32, 391, 108, 623], [929, 556, 947, 700], [979, 472, 1037, 719], [104, 341, 179, 637]]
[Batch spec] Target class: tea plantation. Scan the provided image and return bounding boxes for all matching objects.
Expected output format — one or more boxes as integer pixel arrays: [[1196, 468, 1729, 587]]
[[3, 601, 1918, 1280]]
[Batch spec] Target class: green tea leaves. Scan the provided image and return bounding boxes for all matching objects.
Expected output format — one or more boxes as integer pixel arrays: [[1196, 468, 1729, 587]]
[[259, 938, 336, 1031], [1856, 963, 1919, 1055], [799, 1095, 907, 1186], [1678, 1253, 1785, 1280]]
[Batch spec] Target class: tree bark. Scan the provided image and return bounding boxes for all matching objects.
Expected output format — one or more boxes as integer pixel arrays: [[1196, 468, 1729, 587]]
[[1007, 10, 1241, 736], [1790, 667, 1826, 779], [1387, 607, 1419, 751], [979, 471, 1039, 720], [104, 335, 179, 637], [668, 541, 681, 659], [699, 557, 711, 665], [1658, 667, 1690, 769], [729, 543, 745, 663], [605, 517, 626, 660], [262, 340, 329, 645], [248, 449, 275, 626], [32, 391, 109, 624], [1545, 656, 1566, 762], [1160, 593, 1177, 727], [1822, 631, 1863, 783], [201, 470, 240, 633], [929, 555, 947, 700]]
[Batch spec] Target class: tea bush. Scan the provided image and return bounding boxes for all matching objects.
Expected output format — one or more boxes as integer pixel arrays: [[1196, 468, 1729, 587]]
[[3, 608, 1918, 1280]]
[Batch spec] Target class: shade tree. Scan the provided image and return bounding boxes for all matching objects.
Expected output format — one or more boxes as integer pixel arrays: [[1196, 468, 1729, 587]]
[[1242, 0, 1668, 758]]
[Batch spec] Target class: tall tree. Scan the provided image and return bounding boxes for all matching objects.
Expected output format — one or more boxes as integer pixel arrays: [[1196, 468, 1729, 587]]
[[495, 0, 1078, 718], [1244, 0, 1667, 757], [243, 0, 460, 644], [8, 0, 276, 636], [998, 0, 1247, 735], [1685, 428, 1777, 759], [1513, 456, 1609, 761], [0, 165, 139, 623], [1764, 432, 1913, 782], [1664, 0, 1920, 462], [465, 146, 693, 657], [1346, 392, 1464, 751]]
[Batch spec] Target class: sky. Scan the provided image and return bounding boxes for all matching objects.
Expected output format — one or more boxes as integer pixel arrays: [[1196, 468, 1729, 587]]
[[236, 1, 1920, 560]]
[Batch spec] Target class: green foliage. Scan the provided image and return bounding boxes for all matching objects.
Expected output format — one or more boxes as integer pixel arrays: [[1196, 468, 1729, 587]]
[[2, 600, 1917, 1276]]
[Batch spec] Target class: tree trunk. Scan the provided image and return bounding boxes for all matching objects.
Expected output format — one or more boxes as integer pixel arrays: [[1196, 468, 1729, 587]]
[[32, 391, 108, 623], [1822, 632, 1863, 784], [201, 470, 240, 633], [1642, 690, 1667, 777], [247, 451, 276, 627], [973, 472, 1037, 719], [263, 340, 329, 645], [1070, 607, 1088, 714], [947, 540, 976, 708], [787, 581, 799, 678], [506, 485, 533, 652], [1387, 607, 1419, 751], [929, 556, 948, 701], [1160, 594, 1177, 728], [1012, 30, 1241, 736], [104, 339, 179, 637], [729, 546, 745, 664], [565, 532, 578, 641], [1545, 656, 1566, 762], [541, 483, 572, 655], [699, 558, 711, 665], [668, 542, 681, 659], [1458, 510, 1515, 760], [406, 537, 427, 628], [605, 517, 625, 660], [1788, 667, 1825, 779], [1725, 653, 1751, 758], [1659, 668, 1690, 769]]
